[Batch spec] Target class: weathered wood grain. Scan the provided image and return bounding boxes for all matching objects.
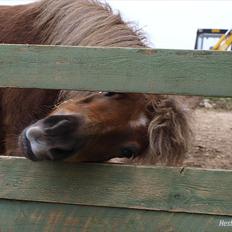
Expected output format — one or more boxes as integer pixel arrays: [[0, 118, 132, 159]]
[[0, 199, 230, 232], [0, 157, 232, 217], [0, 44, 231, 97]]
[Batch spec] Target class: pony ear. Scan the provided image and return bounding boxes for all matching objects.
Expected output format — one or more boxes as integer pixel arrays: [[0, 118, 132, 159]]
[[146, 96, 191, 165]]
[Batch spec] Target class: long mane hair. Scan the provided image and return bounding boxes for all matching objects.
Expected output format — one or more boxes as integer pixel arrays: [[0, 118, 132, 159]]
[[36, 0, 146, 47]]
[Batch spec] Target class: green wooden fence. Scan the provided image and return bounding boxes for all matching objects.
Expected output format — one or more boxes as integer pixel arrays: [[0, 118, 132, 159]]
[[0, 44, 232, 231], [0, 44, 231, 96]]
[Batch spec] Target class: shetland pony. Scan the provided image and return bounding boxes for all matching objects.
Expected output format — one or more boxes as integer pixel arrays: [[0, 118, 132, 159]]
[[0, 0, 190, 165]]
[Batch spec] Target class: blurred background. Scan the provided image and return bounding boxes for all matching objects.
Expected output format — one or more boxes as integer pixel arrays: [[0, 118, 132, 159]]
[[0, 0, 232, 49]]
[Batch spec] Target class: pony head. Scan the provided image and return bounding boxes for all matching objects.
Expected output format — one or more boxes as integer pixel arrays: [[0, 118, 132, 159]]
[[19, 92, 190, 165]]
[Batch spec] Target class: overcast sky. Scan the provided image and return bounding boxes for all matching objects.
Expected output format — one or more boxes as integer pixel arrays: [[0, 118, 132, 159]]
[[1, 0, 231, 49]]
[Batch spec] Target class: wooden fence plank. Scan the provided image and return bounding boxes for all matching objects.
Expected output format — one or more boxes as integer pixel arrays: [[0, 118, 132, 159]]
[[0, 157, 231, 216], [0, 44, 231, 97], [0, 199, 230, 232]]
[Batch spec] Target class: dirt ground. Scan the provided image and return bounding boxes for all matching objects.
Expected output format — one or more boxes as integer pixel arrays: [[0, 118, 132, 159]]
[[184, 108, 232, 170]]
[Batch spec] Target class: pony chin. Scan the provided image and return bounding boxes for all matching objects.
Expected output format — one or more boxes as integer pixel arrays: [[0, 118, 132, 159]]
[[146, 96, 191, 166]]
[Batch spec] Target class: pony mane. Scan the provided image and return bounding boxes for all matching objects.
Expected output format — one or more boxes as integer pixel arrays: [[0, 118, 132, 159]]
[[35, 0, 147, 47]]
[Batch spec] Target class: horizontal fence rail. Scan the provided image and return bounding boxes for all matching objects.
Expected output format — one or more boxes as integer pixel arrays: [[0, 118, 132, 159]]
[[1, 199, 231, 232], [0, 157, 232, 216], [0, 156, 232, 231], [0, 44, 231, 97]]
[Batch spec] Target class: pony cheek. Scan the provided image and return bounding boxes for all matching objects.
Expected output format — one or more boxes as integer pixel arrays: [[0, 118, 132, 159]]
[[64, 152, 110, 163]]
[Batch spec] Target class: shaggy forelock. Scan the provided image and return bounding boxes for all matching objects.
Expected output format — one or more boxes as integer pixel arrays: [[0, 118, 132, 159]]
[[146, 96, 191, 165], [36, 0, 146, 47]]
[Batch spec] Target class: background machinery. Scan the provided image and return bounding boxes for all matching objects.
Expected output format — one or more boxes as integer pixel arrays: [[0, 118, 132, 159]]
[[195, 28, 232, 51]]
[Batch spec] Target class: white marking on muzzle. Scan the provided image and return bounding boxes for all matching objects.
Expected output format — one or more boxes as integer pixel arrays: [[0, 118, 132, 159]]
[[26, 126, 52, 159]]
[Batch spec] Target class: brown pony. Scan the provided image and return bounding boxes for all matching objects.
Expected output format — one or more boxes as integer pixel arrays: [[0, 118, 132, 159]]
[[0, 0, 191, 165]]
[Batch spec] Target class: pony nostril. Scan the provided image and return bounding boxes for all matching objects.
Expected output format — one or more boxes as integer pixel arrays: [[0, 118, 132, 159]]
[[43, 115, 68, 127], [43, 115, 81, 136], [45, 119, 73, 135]]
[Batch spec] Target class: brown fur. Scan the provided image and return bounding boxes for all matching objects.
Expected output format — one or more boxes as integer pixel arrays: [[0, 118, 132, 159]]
[[0, 0, 191, 165], [36, 0, 146, 47], [0, 4, 41, 44]]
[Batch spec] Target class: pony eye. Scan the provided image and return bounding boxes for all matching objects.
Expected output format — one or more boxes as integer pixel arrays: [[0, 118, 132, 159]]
[[103, 92, 126, 99], [119, 147, 137, 158], [103, 92, 117, 97]]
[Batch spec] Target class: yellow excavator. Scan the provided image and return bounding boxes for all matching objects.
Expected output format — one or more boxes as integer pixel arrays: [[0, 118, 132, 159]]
[[194, 29, 231, 110], [195, 29, 232, 51]]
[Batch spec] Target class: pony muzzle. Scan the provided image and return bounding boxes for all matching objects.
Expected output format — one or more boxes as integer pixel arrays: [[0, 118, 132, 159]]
[[19, 114, 85, 161]]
